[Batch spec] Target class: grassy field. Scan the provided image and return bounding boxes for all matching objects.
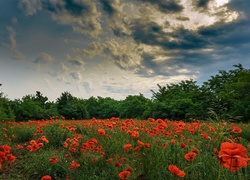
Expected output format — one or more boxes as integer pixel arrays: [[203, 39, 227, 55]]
[[0, 117, 250, 180]]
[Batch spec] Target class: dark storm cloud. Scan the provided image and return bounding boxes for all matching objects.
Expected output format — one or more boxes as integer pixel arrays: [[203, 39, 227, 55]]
[[193, 0, 210, 8], [42, 0, 88, 16], [176, 16, 190, 21], [137, 0, 183, 13], [131, 21, 207, 50], [19, 0, 102, 36], [228, 0, 250, 15], [134, 54, 164, 77], [99, 0, 116, 15], [134, 51, 209, 78], [198, 19, 250, 47]]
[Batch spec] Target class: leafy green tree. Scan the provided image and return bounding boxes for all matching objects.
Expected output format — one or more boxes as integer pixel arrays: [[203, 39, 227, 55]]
[[151, 79, 206, 120], [85, 96, 99, 119], [16, 95, 44, 121], [119, 94, 150, 119], [95, 96, 120, 119], [0, 98, 15, 121], [203, 64, 250, 121], [56, 92, 78, 119]]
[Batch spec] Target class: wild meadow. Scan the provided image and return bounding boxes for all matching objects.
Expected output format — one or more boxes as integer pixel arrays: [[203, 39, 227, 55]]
[[0, 117, 250, 180]]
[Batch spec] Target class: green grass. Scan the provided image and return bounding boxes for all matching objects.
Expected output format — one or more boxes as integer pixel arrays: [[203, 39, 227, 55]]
[[0, 119, 249, 180]]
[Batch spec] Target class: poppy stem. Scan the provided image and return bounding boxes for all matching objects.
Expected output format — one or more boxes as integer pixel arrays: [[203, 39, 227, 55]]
[[217, 166, 221, 180]]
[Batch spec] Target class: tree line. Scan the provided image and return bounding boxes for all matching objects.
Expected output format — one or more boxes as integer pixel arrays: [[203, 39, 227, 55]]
[[0, 64, 250, 122]]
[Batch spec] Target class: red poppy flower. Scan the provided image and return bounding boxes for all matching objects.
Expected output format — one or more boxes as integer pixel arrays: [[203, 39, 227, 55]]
[[49, 156, 58, 164], [218, 142, 249, 172], [119, 170, 131, 179], [70, 161, 80, 168], [116, 162, 122, 167], [98, 128, 106, 135], [184, 152, 197, 161], [168, 165, 186, 177], [106, 158, 113, 162], [41, 175, 52, 180], [123, 144, 132, 152]]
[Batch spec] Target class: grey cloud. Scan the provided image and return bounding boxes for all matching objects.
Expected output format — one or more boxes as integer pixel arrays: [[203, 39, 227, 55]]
[[70, 72, 82, 81], [193, 0, 210, 9], [42, 0, 88, 16], [34, 52, 54, 64], [6, 26, 16, 50], [131, 21, 207, 50], [82, 82, 92, 93], [176, 16, 190, 21], [19, 0, 102, 37], [198, 19, 250, 47], [136, 0, 183, 13], [105, 86, 137, 94], [99, 0, 131, 37], [12, 17, 18, 24], [18, 0, 42, 16], [99, 0, 117, 15], [69, 58, 85, 67]]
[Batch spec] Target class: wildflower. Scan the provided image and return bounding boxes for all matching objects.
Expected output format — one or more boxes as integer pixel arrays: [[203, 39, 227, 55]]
[[168, 165, 186, 177], [123, 144, 132, 152], [218, 142, 249, 172], [184, 152, 197, 161], [137, 140, 144, 146], [70, 161, 80, 168], [181, 143, 188, 149], [121, 158, 127, 162], [98, 128, 106, 135], [69, 147, 76, 152], [63, 142, 68, 148], [70, 140, 79, 147], [29, 140, 37, 145], [170, 139, 176, 145], [231, 127, 242, 134], [41, 175, 52, 180], [116, 162, 122, 167], [125, 165, 133, 173], [191, 147, 199, 154], [134, 146, 142, 151], [119, 170, 131, 179], [162, 143, 167, 148], [65, 153, 71, 159], [49, 156, 58, 164], [17, 144, 24, 149], [144, 143, 150, 148], [106, 158, 113, 162], [6, 154, 16, 162], [0, 144, 11, 153], [100, 151, 105, 158]]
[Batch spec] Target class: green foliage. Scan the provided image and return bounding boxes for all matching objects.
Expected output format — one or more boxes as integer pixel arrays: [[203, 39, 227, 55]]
[[0, 96, 15, 121], [241, 124, 250, 142], [1, 64, 250, 122], [119, 94, 150, 119], [42, 123, 73, 149]]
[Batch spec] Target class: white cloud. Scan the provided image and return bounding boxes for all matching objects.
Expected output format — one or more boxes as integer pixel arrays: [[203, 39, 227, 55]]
[[34, 52, 54, 64], [6, 26, 16, 50], [18, 0, 42, 16]]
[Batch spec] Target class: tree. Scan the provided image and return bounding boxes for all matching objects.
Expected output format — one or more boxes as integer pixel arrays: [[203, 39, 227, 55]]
[[151, 79, 206, 120], [56, 92, 78, 119], [119, 94, 150, 119], [95, 97, 120, 119]]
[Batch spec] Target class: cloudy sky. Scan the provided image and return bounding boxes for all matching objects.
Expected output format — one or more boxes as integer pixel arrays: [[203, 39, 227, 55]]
[[1, 0, 250, 101]]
